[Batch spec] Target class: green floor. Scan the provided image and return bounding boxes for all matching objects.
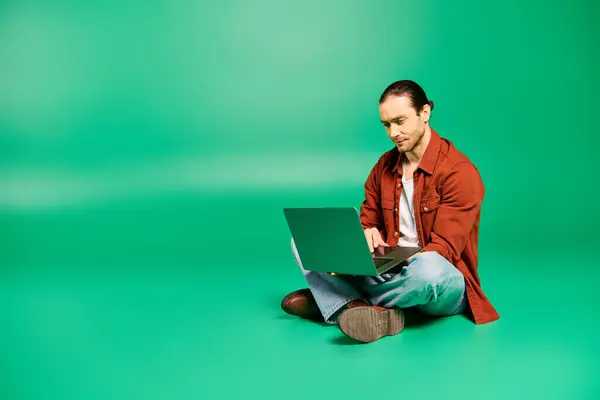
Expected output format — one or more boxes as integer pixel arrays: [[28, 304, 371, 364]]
[[2, 1, 598, 397], [2, 192, 599, 399]]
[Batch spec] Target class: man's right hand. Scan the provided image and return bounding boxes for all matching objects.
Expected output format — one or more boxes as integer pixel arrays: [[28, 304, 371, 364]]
[[364, 227, 389, 253]]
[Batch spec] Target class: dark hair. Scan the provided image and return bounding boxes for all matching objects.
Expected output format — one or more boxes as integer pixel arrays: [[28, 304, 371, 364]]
[[379, 80, 434, 113]]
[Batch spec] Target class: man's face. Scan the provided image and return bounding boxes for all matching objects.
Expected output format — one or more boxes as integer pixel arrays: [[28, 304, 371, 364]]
[[379, 95, 430, 153]]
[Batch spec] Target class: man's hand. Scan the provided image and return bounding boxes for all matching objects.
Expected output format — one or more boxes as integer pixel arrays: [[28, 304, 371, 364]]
[[364, 227, 389, 253]]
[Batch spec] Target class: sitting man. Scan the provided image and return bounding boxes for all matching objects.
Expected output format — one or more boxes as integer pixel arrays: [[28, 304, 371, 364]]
[[281, 80, 499, 343]]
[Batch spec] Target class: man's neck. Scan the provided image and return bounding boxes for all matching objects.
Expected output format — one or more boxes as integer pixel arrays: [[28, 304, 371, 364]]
[[405, 126, 432, 166]]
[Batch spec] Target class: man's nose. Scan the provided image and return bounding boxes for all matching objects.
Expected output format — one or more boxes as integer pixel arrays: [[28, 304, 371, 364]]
[[390, 127, 401, 138]]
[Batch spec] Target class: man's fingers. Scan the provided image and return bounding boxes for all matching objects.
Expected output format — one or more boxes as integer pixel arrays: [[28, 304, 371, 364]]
[[373, 235, 389, 248], [378, 234, 390, 247], [365, 228, 392, 253], [365, 231, 375, 253]]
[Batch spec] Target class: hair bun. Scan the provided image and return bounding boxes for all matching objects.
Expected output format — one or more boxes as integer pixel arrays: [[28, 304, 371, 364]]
[[428, 100, 435, 109]]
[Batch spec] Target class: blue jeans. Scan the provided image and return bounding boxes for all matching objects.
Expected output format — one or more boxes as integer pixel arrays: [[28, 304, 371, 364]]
[[291, 238, 467, 324]]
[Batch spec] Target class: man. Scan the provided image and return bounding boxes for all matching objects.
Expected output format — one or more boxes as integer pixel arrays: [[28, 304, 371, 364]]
[[281, 80, 499, 343]]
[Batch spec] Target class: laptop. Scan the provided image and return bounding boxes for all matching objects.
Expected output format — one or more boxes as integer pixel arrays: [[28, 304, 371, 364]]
[[283, 207, 420, 276]]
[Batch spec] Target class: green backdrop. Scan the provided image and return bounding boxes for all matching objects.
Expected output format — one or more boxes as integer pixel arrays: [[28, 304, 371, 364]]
[[1, 1, 598, 399]]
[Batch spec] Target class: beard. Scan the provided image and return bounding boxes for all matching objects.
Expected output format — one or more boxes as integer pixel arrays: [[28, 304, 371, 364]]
[[396, 126, 425, 153]]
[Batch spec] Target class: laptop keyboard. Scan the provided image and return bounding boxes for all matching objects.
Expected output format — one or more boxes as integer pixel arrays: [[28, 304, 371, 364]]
[[373, 257, 391, 267]]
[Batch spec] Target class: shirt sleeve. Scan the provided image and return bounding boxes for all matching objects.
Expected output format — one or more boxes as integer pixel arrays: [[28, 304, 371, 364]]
[[422, 161, 485, 262], [359, 158, 384, 232]]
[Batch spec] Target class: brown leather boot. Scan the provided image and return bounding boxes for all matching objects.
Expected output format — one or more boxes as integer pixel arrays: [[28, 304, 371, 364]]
[[281, 289, 324, 322], [330, 299, 370, 321], [338, 305, 405, 343]]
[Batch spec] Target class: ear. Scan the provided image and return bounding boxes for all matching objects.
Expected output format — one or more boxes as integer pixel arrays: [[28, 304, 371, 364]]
[[421, 104, 432, 124]]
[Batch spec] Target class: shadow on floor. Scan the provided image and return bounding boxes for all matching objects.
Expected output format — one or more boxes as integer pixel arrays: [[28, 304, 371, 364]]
[[271, 292, 468, 345], [402, 307, 440, 328], [327, 308, 446, 345]]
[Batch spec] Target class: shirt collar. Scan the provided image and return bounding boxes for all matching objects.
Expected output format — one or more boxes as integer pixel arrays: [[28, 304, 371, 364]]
[[394, 127, 441, 176]]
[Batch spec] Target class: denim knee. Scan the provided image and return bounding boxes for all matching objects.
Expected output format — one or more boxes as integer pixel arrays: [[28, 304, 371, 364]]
[[292, 237, 313, 277], [408, 251, 464, 290], [291, 237, 302, 268]]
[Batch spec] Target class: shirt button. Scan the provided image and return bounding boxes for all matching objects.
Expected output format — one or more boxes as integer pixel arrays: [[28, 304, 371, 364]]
[[424, 206, 429, 211], [397, 183, 402, 188], [394, 231, 399, 237], [394, 207, 398, 212]]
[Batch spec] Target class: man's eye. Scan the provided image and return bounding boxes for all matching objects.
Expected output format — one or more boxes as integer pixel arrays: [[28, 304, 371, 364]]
[[383, 123, 390, 128]]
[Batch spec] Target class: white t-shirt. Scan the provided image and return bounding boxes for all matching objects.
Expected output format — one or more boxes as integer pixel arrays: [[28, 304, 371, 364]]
[[398, 160, 420, 247]]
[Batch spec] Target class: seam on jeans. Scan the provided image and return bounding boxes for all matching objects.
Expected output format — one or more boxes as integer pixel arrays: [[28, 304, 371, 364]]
[[323, 297, 357, 323], [396, 274, 462, 306], [433, 274, 464, 314], [449, 288, 466, 314]]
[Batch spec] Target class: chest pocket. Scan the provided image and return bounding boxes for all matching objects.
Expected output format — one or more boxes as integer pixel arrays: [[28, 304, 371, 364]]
[[380, 199, 396, 237], [419, 194, 440, 240], [420, 194, 441, 213]]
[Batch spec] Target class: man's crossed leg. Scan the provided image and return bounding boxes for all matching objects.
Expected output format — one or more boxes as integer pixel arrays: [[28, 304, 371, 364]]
[[282, 238, 466, 342]]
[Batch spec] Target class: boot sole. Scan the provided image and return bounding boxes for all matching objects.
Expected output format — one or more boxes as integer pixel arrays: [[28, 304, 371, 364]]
[[338, 307, 404, 343]]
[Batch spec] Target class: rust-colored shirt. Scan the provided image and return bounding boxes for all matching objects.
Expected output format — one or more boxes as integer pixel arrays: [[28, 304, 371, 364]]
[[359, 129, 499, 324]]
